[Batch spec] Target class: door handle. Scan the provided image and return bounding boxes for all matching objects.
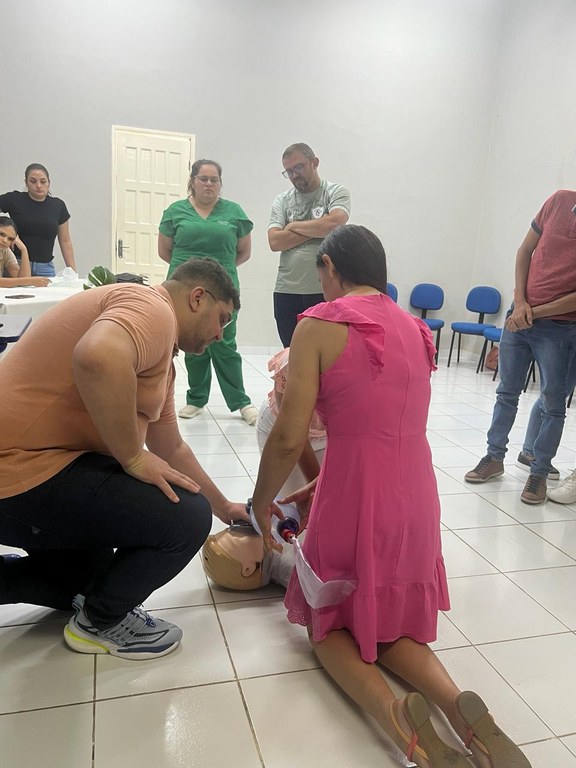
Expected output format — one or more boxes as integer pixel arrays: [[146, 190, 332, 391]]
[[117, 240, 130, 259]]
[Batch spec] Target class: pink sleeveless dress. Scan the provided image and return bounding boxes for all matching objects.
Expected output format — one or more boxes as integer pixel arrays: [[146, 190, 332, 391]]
[[284, 294, 449, 663]]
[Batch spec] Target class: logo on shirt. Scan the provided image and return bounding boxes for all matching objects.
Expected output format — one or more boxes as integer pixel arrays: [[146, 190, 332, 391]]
[[312, 206, 324, 219]]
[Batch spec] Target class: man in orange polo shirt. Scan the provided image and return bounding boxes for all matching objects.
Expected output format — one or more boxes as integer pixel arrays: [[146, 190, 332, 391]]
[[0, 258, 249, 659]]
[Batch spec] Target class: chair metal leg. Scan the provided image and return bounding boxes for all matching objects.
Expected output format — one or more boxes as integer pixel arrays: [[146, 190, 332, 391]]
[[457, 333, 462, 363], [523, 359, 536, 392], [435, 328, 441, 364], [492, 362, 498, 381], [476, 339, 488, 374], [447, 331, 456, 367]]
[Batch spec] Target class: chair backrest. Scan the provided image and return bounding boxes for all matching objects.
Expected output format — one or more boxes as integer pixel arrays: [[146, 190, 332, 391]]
[[410, 283, 444, 317], [386, 282, 398, 303], [466, 286, 501, 322]]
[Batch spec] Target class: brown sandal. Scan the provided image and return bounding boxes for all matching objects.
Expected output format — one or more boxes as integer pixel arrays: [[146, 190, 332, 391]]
[[456, 691, 532, 767], [389, 692, 472, 768]]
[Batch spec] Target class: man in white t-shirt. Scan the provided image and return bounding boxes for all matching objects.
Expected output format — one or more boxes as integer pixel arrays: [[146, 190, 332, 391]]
[[268, 143, 351, 346]]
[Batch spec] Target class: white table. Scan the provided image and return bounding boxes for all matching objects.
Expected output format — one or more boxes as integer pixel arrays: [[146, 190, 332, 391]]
[[0, 281, 85, 322]]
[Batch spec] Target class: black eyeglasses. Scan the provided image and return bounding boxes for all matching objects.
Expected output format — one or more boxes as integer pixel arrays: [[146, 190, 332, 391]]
[[282, 160, 311, 179], [205, 289, 233, 329]]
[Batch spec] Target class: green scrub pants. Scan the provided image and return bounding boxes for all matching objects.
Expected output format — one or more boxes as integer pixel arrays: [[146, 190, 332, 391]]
[[184, 315, 251, 411]]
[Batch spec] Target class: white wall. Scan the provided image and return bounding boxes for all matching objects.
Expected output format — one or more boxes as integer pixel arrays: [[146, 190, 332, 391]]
[[472, 0, 576, 327], [0, 0, 523, 345]]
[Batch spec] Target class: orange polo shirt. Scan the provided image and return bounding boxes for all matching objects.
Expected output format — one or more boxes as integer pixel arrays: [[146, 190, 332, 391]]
[[0, 283, 178, 498]]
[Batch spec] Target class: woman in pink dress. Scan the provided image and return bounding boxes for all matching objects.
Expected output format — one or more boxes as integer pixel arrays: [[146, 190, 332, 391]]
[[252, 226, 530, 768]]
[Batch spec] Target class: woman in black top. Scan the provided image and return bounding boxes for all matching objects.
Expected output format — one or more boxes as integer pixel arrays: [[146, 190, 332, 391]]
[[0, 163, 76, 277]]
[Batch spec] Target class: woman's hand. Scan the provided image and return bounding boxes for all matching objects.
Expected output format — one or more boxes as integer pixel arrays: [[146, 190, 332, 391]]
[[278, 477, 317, 534], [14, 236, 27, 252], [253, 503, 283, 554], [27, 277, 51, 287]]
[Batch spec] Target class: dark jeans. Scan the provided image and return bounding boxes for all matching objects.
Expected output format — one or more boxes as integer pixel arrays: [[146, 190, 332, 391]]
[[273, 292, 325, 347], [0, 453, 212, 627]]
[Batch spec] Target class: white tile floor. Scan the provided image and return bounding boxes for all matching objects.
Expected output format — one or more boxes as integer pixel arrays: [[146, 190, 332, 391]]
[[3, 347, 576, 766]]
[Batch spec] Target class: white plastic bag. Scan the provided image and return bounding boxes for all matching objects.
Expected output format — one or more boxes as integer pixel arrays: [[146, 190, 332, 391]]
[[50, 267, 79, 286], [291, 537, 357, 609]]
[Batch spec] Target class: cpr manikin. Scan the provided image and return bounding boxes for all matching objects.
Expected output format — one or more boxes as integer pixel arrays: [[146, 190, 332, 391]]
[[202, 348, 325, 592]]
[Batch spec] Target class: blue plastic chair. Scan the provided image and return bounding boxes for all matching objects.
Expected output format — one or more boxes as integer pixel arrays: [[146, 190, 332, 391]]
[[447, 286, 501, 367], [0, 314, 32, 354], [476, 326, 502, 377], [410, 283, 445, 362], [386, 282, 398, 303]]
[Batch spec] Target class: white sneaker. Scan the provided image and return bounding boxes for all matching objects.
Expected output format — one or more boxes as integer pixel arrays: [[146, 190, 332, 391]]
[[547, 469, 576, 504], [178, 405, 205, 419], [240, 404, 258, 426]]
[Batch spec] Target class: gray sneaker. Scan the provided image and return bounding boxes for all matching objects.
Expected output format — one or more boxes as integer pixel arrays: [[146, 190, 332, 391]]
[[64, 595, 182, 660], [464, 455, 504, 483], [516, 451, 560, 481]]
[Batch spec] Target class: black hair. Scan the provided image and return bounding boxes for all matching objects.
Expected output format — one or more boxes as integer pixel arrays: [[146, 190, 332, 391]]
[[169, 258, 240, 311], [316, 225, 388, 293], [0, 213, 17, 232], [187, 159, 222, 197], [25, 163, 50, 182]]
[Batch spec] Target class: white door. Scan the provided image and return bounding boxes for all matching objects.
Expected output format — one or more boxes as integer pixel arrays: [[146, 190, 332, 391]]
[[112, 127, 194, 284]]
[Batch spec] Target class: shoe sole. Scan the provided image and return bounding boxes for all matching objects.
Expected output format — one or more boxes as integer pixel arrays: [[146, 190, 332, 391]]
[[515, 459, 560, 481], [456, 690, 531, 767], [464, 470, 504, 484], [64, 625, 180, 660], [520, 495, 546, 506], [402, 692, 471, 767]]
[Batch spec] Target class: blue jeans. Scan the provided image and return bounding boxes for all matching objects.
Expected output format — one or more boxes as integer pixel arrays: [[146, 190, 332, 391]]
[[523, 352, 576, 458], [487, 320, 576, 475], [30, 261, 56, 277]]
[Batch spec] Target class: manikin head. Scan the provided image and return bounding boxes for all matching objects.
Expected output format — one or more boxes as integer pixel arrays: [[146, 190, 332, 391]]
[[202, 526, 267, 590]]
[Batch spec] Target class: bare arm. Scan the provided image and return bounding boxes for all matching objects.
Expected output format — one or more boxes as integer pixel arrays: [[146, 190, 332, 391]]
[[73, 320, 200, 502], [268, 227, 310, 252], [273, 389, 321, 482], [57, 221, 76, 270], [146, 421, 249, 523], [531, 292, 576, 320], [506, 228, 540, 331], [235, 233, 251, 266], [286, 208, 349, 239], [0, 237, 50, 286], [158, 233, 174, 265], [15, 236, 31, 277], [252, 319, 324, 548]]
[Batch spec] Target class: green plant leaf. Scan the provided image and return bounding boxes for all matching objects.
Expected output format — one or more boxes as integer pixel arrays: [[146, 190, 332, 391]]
[[85, 266, 116, 288]]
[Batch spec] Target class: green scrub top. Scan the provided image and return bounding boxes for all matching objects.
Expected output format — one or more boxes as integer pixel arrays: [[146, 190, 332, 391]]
[[160, 197, 253, 288]]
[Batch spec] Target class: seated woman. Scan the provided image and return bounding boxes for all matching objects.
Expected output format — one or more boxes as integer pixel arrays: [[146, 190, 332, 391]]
[[0, 215, 50, 287], [203, 348, 326, 591]]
